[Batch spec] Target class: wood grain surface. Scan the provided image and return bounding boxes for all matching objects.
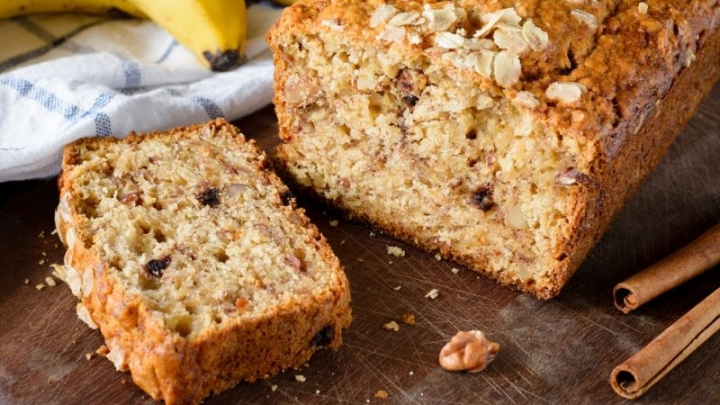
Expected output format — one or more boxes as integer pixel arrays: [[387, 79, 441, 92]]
[[1, 82, 719, 404]]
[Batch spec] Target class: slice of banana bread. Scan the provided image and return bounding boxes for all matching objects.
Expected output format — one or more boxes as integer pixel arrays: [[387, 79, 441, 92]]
[[54, 119, 352, 405], [268, 0, 720, 298]]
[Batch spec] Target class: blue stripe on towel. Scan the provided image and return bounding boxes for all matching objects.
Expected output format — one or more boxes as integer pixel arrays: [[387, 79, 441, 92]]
[[81, 92, 115, 136], [121, 58, 142, 88], [156, 39, 179, 63], [192, 96, 224, 119], [94, 113, 112, 136], [87, 93, 115, 136], [0, 47, 58, 74], [1, 78, 117, 137], [0, 17, 106, 73], [89, 92, 115, 111], [13, 16, 55, 42], [0, 77, 81, 120]]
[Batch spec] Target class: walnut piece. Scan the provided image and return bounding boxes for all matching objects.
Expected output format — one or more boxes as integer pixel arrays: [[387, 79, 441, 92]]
[[439, 330, 500, 373]]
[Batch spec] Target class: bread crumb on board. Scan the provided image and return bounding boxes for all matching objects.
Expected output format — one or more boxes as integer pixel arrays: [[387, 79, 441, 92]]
[[374, 390, 389, 399], [425, 289, 439, 299], [96, 345, 110, 356], [383, 321, 400, 331], [50, 264, 67, 282], [402, 313, 415, 325], [386, 246, 405, 257], [295, 375, 307, 382]]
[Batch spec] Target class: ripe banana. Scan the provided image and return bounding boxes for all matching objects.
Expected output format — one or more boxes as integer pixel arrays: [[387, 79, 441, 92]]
[[0, 0, 145, 19], [131, 0, 246, 72], [271, 0, 298, 6], [0, 0, 247, 72]]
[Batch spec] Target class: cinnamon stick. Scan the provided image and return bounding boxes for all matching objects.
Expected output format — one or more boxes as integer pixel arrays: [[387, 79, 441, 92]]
[[610, 287, 720, 399], [614, 223, 720, 313]]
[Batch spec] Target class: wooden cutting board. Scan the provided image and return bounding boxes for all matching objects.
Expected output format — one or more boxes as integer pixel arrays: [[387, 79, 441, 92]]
[[1, 83, 719, 404]]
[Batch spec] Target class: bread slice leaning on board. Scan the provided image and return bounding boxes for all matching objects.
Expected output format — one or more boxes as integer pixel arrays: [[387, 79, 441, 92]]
[[54, 119, 352, 405]]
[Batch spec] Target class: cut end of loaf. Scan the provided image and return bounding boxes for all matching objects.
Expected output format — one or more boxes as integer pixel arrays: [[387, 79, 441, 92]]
[[55, 119, 351, 404], [270, 2, 594, 298]]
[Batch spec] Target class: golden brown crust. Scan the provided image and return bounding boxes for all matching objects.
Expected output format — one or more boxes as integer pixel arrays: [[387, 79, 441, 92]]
[[270, 0, 719, 149], [55, 119, 352, 404], [553, 23, 720, 298], [268, 0, 720, 298]]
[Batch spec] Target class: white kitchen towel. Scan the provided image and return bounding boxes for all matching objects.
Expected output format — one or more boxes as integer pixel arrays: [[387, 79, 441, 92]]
[[0, 4, 283, 183]]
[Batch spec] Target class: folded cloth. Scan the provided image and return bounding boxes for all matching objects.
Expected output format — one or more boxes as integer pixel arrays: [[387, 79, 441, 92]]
[[0, 4, 283, 183]]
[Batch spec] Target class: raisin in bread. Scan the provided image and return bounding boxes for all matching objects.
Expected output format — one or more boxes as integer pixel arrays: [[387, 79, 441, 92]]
[[54, 119, 352, 405], [268, 0, 720, 298]]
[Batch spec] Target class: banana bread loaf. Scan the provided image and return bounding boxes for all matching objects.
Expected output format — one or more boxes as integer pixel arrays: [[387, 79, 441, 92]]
[[268, 0, 720, 298], [54, 119, 352, 405]]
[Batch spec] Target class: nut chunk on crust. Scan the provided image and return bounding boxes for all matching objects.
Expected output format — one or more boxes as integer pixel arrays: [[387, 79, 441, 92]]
[[439, 330, 500, 373]]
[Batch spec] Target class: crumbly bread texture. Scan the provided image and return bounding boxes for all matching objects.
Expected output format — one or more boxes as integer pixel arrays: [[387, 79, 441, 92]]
[[54, 119, 352, 405], [268, 0, 720, 298]]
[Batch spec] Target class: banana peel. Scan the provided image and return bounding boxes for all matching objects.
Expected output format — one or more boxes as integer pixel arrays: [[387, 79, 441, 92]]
[[0, 0, 247, 72]]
